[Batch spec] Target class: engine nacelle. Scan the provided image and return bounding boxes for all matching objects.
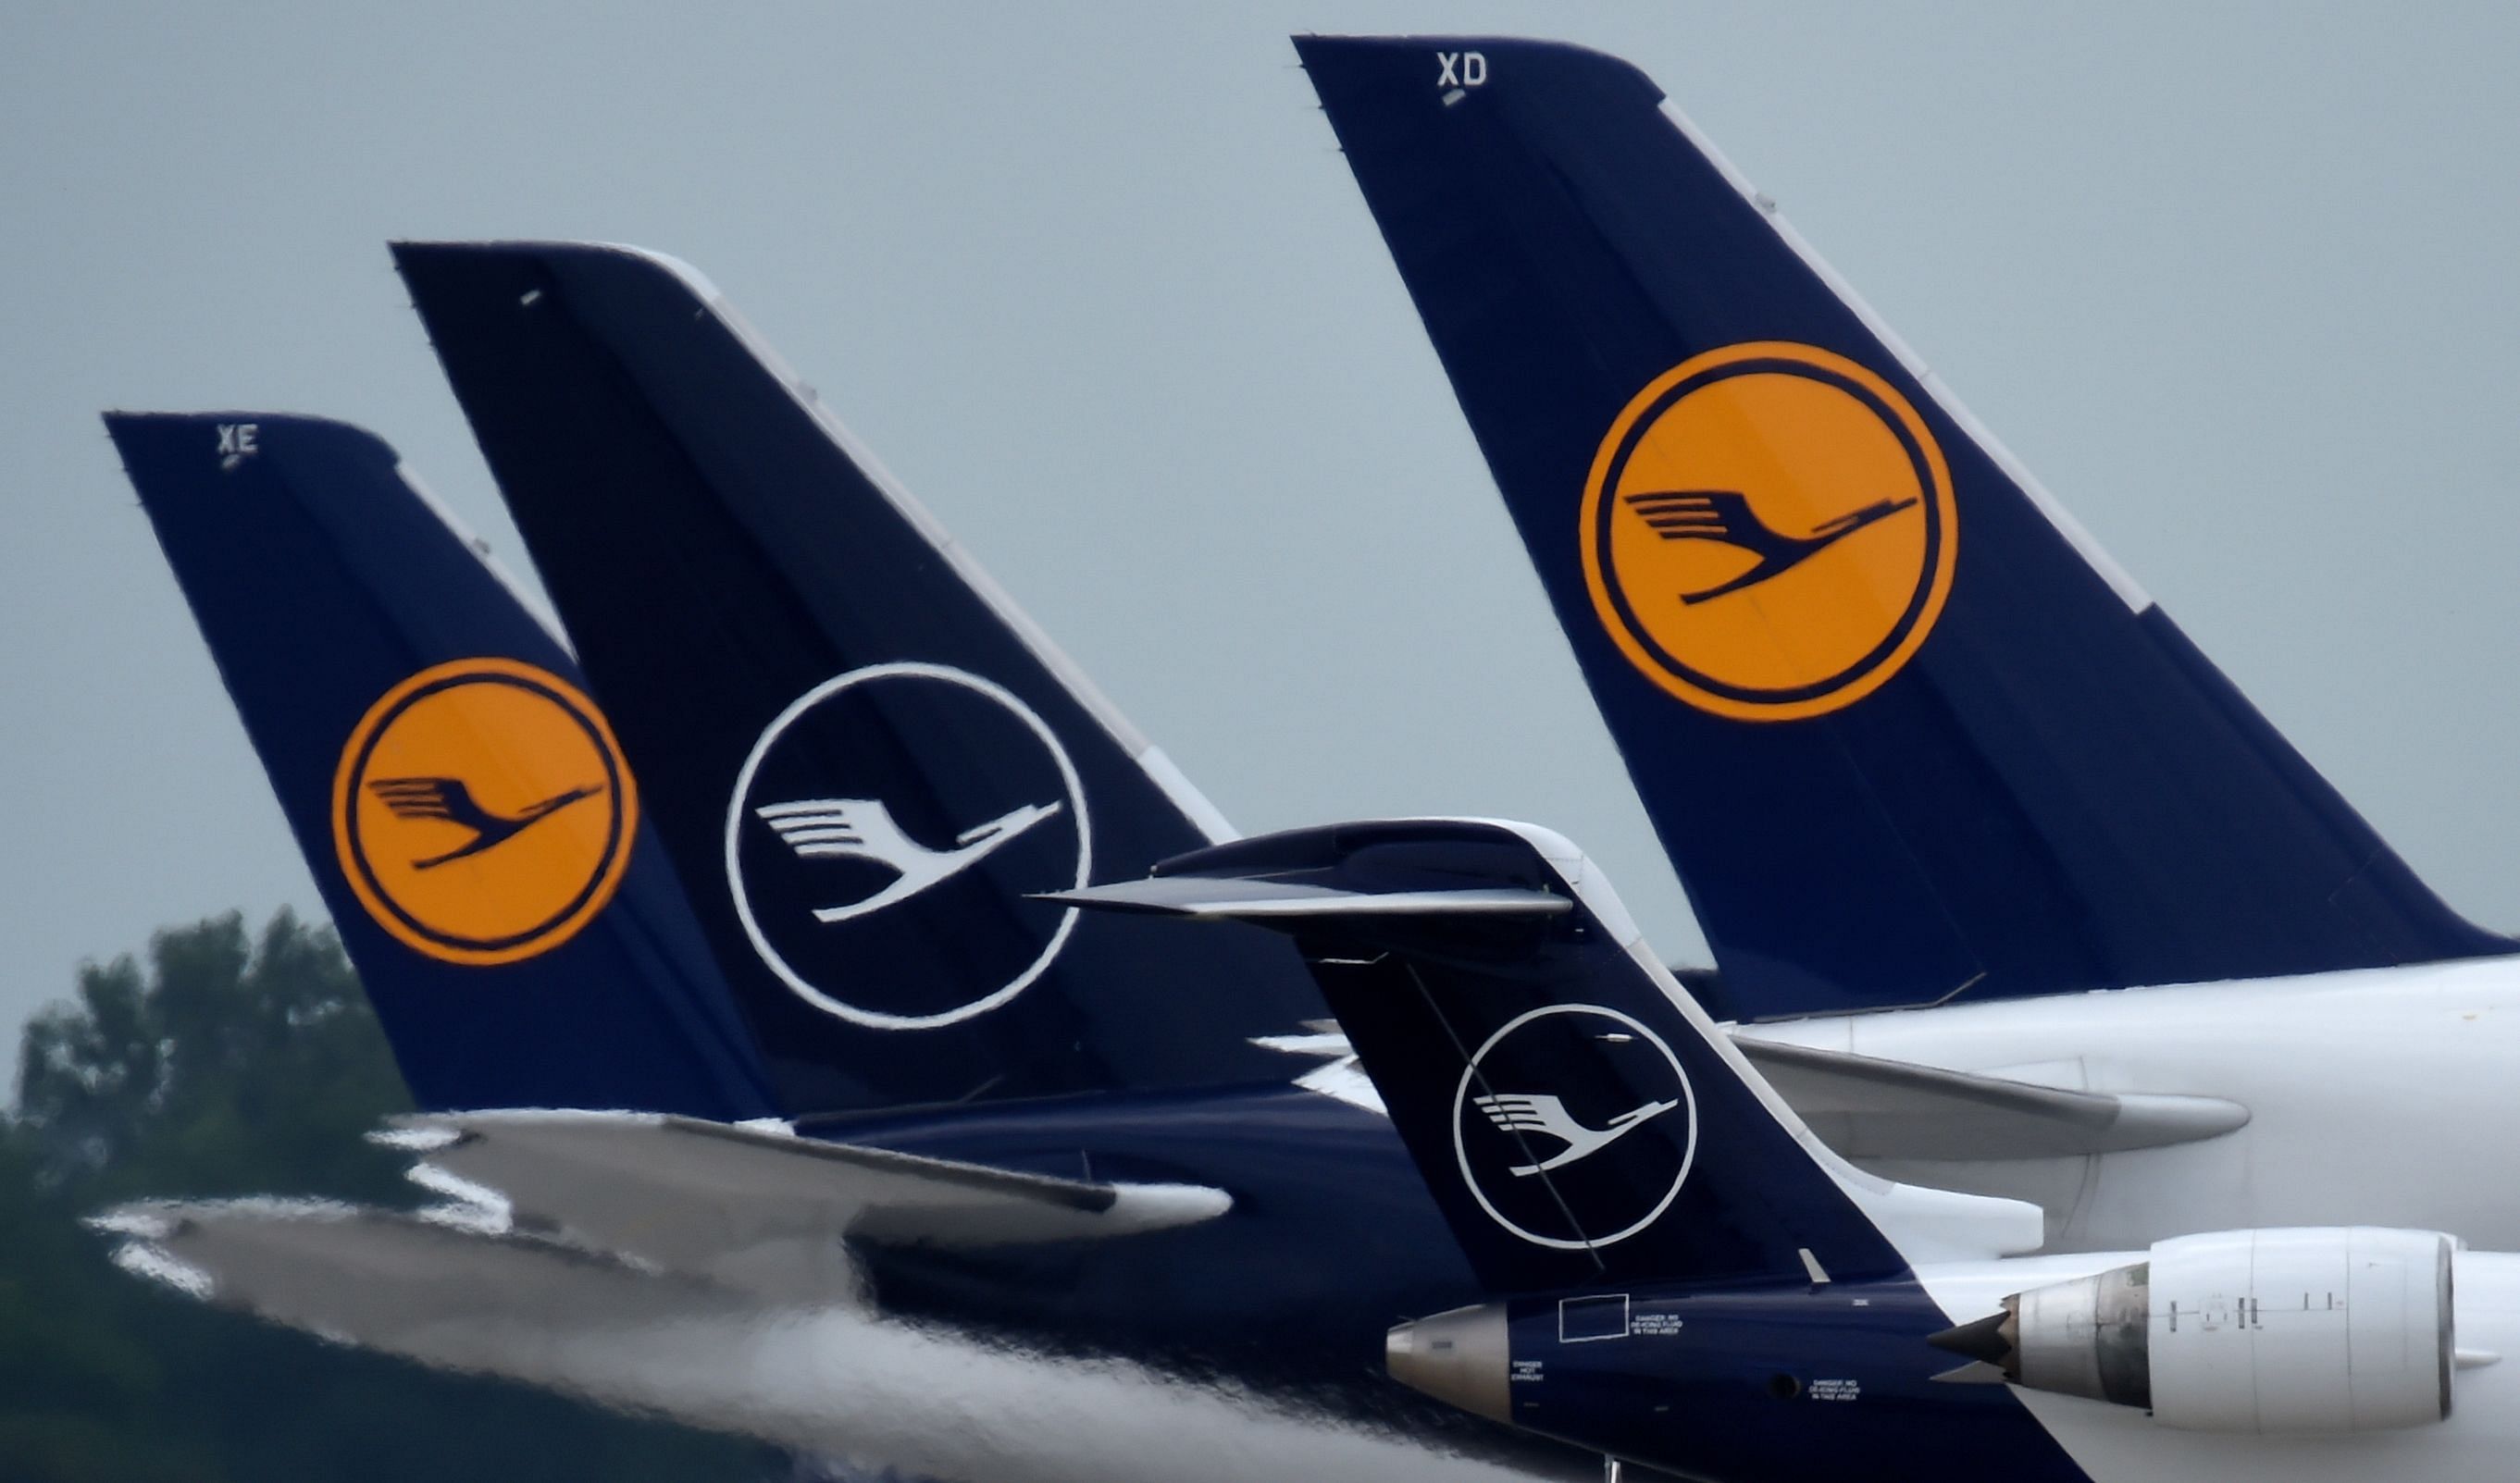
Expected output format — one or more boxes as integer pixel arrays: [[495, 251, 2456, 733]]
[[1949, 1227, 2454, 1433]]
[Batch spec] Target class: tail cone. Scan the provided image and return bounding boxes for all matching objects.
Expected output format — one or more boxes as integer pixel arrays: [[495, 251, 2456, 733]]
[[1386, 1304, 1511, 1423]]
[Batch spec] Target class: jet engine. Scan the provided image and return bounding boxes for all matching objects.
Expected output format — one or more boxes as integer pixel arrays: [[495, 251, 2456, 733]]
[[1932, 1226, 2454, 1433]]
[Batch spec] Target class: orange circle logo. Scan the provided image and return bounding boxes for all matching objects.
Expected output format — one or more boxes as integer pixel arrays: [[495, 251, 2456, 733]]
[[1581, 342, 1956, 722], [330, 658, 637, 965]]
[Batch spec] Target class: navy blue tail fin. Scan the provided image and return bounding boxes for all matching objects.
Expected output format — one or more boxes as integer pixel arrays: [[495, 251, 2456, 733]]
[[1059, 819, 2034, 1293], [106, 413, 779, 1121], [390, 241, 1328, 1118], [1298, 36, 2508, 1019]]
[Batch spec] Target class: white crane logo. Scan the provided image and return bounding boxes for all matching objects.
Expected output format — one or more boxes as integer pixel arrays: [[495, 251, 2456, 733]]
[[726, 662, 1091, 1032], [1452, 1004, 1697, 1252], [1472, 1093, 1682, 1175], [754, 797, 1064, 922]]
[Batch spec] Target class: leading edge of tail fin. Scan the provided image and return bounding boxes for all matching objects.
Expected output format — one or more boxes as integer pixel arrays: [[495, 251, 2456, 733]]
[[1057, 820, 2039, 1293], [391, 241, 1328, 1118], [105, 413, 779, 1120], [1297, 36, 2509, 1019]]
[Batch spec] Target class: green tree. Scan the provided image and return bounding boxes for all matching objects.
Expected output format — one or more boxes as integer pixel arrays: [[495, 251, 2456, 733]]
[[0, 910, 779, 1483]]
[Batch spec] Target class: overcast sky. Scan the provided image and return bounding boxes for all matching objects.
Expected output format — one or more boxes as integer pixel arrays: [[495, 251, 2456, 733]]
[[6, 2, 2517, 1063]]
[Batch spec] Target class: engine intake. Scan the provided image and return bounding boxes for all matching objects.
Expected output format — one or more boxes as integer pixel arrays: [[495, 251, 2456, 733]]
[[1932, 1227, 2454, 1433]]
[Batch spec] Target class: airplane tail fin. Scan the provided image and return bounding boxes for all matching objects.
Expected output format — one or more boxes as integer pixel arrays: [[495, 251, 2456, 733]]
[[106, 412, 779, 1120], [390, 241, 1327, 1118], [1297, 36, 2508, 1018], [1058, 819, 2039, 1293]]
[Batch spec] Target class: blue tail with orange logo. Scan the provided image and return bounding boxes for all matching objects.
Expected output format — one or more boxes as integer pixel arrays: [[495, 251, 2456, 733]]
[[391, 241, 1329, 1119], [106, 412, 779, 1121], [1297, 35, 2510, 1019], [1055, 818, 2040, 1294]]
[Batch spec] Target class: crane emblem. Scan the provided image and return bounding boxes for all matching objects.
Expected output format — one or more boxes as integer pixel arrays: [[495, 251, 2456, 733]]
[[754, 797, 1064, 922]]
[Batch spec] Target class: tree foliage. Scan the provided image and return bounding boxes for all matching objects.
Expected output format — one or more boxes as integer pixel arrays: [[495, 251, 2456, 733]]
[[0, 910, 778, 1482]]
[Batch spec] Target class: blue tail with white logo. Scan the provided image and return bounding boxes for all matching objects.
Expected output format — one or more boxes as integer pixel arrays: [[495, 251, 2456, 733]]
[[106, 412, 779, 1120], [1069, 828, 2094, 1483], [1297, 36, 2510, 1020], [391, 241, 1329, 1118], [1055, 818, 2040, 1294]]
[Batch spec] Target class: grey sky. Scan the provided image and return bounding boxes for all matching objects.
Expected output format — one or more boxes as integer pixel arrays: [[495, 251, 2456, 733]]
[[6, 3, 2517, 1061]]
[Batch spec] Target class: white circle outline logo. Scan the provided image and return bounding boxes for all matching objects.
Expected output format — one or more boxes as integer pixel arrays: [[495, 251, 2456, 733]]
[[1451, 1004, 1698, 1251], [724, 661, 1092, 1031]]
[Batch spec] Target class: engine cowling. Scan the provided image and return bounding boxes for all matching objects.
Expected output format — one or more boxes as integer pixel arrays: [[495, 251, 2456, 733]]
[[1940, 1226, 2454, 1433]]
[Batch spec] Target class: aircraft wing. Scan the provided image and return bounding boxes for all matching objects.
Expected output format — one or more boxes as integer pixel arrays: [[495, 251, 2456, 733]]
[[95, 1198, 752, 1336], [89, 1199, 1567, 1483], [1726, 1036, 2250, 1160], [382, 1110, 1233, 1299]]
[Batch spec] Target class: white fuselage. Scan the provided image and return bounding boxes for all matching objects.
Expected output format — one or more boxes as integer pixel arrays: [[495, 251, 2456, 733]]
[[1743, 956, 2520, 1253]]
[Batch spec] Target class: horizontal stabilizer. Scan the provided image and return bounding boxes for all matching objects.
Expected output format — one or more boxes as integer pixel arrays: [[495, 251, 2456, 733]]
[[1729, 1038, 2251, 1160], [385, 1111, 1231, 1298]]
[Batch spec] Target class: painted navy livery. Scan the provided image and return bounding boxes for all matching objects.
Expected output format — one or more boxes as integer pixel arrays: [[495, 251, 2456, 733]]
[[391, 240, 1328, 1116], [1056, 818, 2088, 1482], [106, 413, 776, 1120], [1297, 34, 2511, 1019]]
